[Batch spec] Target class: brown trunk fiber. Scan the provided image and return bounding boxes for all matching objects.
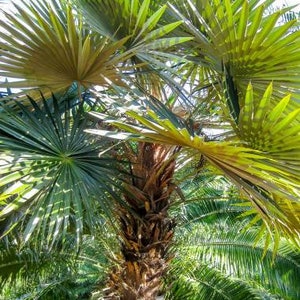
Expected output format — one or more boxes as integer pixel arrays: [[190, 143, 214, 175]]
[[104, 143, 178, 300]]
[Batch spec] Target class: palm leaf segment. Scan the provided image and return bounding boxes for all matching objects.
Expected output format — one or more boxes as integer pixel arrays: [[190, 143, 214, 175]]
[[0, 0, 131, 98], [0, 241, 77, 293], [236, 83, 300, 178], [170, 0, 300, 106], [0, 96, 118, 248], [88, 86, 300, 244]]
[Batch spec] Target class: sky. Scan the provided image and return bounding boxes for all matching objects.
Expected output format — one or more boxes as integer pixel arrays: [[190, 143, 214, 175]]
[[274, 0, 300, 8]]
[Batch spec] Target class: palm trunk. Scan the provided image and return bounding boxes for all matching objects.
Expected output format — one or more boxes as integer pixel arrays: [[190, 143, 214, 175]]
[[104, 143, 178, 299]]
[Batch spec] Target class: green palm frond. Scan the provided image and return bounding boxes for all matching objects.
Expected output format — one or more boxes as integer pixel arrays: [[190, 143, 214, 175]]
[[169, 0, 300, 107], [172, 192, 247, 228], [88, 97, 299, 200], [0, 231, 114, 299], [168, 228, 300, 299], [166, 183, 300, 300], [0, 233, 88, 299], [0, 241, 75, 290], [75, 0, 192, 99], [0, 0, 131, 99], [230, 82, 300, 247], [0, 95, 119, 248], [165, 262, 260, 300], [0, 218, 116, 299]]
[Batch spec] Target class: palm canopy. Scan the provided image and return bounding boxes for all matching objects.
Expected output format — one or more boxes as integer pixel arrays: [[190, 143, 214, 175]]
[[0, 0, 299, 298], [85, 0, 300, 247]]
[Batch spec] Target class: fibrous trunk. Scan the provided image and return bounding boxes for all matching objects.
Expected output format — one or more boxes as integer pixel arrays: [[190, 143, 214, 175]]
[[104, 142, 178, 300]]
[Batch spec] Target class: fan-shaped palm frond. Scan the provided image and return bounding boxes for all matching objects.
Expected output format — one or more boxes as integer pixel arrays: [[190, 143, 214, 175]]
[[169, 0, 300, 110], [0, 95, 119, 248], [0, 0, 132, 100], [229, 82, 300, 246], [235, 83, 300, 162], [74, 0, 193, 102]]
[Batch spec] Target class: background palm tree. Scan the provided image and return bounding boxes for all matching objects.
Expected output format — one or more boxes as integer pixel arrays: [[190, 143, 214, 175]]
[[0, 0, 300, 299]]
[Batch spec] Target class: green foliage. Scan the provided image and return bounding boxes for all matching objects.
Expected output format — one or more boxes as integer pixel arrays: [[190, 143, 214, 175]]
[[0, 94, 119, 248], [75, 0, 190, 51], [165, 177, 300, 300], [0, 223, 116, 299], [2, 178, 299, 300], [0, 0, 299, 298], [0, 0, 132, 99], [169, 0, 300, 105]]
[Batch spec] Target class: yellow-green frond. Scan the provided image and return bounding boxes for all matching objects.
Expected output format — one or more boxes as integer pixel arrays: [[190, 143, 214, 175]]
[[236, 83, 300, 180], [0, 0, 131, 98], [170, 0, 300, 104]]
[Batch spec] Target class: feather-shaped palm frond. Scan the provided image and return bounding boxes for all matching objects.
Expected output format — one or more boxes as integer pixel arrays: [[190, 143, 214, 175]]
[[169, 0, 300, 108], [0, 0, 132, 100], [0, 240, 76, 293], [165, 262, 260, 300], [166, 178, 300, 300], [171, 175, 247, 225], [87, 87, 300, 245], [0, 95, 119, 248], [167, 219, 300, 300]]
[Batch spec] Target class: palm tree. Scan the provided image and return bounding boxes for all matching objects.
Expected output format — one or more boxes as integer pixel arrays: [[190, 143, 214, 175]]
[[0, 0, 299, 299]]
